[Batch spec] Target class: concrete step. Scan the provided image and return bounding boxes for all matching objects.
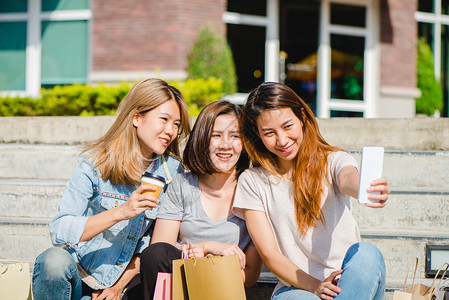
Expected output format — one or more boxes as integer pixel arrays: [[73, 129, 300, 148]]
[[2, 145, 449, 190], [0, 180, 64, 219], [0, 221, 52, 265], [2, 117, 449, 151], [1, 219, 444, 287], [351, 193, 449, 234], [350, 150, 449, 190], [0, 144, 79, 181], [363, 237, 449, 285], [3, 181, 448, 235], [0, 221, 435, 299]]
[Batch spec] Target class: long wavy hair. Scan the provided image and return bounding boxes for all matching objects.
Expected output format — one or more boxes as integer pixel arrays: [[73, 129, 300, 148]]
[[84, 78, 190, 186], [242, 82, 340, 235]]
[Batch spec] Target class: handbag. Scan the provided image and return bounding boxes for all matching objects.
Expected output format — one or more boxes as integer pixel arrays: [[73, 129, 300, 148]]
[[172, 245, 247, 300], [153, 272, 172, 300], [394, 258, 448, 300], [0, 260, 32, 300]]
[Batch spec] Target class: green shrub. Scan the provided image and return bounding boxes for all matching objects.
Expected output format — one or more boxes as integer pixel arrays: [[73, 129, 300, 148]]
[[0, 79, 222, 117], [416, 37, 444, 116], [187, 24, 237, 95], [171, 78, 223, 116], [0, 96, 43, 116]]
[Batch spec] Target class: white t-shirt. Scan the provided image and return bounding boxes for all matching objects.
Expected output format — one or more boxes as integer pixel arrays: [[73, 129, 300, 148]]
[[233, 151, 361, 290]]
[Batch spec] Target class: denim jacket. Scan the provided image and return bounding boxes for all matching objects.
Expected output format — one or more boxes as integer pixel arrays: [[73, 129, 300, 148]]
[[49, 154, 183, 289]]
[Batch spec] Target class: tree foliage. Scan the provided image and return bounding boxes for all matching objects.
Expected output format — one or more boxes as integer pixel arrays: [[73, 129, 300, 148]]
[[416, 37, 443, 116], [187, 24, 237, 95]]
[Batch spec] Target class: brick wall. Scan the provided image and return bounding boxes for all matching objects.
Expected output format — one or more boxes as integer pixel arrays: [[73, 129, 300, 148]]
[[91, 0, 226, 72], [380, 0, 418, 88]]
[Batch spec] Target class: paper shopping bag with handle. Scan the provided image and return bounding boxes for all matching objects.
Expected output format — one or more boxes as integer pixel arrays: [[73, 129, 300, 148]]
[[429, 263, 449, 300], [172, 245, 189, 300], [394, 258, 448, 300], [153, 272, 172, 300], [0, 260, 32, 300], [183, 254, 246, 300]]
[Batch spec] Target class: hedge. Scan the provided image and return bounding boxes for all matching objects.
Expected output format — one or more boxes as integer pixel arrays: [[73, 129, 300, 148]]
[[0, 78, 223, 117]]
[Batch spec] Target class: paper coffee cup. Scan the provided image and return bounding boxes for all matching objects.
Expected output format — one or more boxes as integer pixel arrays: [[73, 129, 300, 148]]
[[141, 172, 166, 198], [141, 172, 166, 220]]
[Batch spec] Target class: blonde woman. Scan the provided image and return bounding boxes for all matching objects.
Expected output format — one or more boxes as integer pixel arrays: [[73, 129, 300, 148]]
[[32, 78, 190, 300]]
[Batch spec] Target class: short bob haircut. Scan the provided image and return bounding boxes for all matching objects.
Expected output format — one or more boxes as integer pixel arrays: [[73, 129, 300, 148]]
[[183, 100, 250, 177]]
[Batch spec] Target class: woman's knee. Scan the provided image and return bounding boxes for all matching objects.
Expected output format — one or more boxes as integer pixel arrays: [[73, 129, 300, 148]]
[[344, 242, 385, 269], [141, 242, 177, 269], [34, 247, 76, 279]]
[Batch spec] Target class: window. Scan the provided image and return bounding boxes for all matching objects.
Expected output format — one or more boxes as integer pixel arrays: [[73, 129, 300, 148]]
[[0, 0, 91, 95], [0, 22, 27, 90], [318, 0, 377, 118], [0, 1, 27, 13], [41, 20, 88, 85], [42, 0, 88, 11]]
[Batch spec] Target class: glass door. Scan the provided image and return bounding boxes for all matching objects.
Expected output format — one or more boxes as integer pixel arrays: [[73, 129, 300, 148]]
[[317, 0, 379, 118]]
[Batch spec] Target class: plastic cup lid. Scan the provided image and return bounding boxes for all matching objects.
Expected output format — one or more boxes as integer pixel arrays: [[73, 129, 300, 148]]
[[141, 172, 166, 184]]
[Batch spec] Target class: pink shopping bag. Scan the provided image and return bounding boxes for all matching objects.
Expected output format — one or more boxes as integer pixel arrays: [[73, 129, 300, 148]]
[[153, 272, 172, 300]]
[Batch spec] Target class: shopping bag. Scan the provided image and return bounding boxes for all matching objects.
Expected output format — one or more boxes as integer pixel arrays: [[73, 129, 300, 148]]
[[183, 254, 246, 300], [394, 258, 431, 300], [153, 272, 172, 300], [394, 259, 448, 300], [0, 260, 32, 300], [436, 279, 449, 300], [172, 246, 189, 300], [432, 264, 449, 300]]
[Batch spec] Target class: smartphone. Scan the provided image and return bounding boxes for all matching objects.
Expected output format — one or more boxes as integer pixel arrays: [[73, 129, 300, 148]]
[[358, 146, 384, 204]]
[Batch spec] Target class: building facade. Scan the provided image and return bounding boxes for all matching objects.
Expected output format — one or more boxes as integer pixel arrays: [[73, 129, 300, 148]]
[[0, 0, 443, 118]]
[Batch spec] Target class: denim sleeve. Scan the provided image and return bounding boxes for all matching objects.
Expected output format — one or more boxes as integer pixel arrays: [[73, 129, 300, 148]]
[[49, 158, 96, 248], [134, 220, 155, 254]]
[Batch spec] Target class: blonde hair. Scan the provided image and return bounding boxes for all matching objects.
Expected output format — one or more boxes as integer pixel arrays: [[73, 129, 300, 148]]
[[84, 78, 190, 185]]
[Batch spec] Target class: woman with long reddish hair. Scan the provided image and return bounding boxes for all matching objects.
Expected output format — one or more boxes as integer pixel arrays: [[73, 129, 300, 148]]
[[233, 82, 389, 300]]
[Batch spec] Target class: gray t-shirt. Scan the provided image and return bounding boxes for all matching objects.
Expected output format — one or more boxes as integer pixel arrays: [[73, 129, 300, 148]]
[[157, 172, 251, 251]]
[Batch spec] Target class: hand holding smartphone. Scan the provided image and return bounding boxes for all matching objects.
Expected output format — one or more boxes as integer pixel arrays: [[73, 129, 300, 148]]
[[358, 146, 384, 204]]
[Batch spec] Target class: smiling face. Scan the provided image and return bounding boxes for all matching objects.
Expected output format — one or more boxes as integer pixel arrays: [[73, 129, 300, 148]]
[[208, 113, 243, 174], [256, 107, 303, 172], [133, 100, 181, 158]]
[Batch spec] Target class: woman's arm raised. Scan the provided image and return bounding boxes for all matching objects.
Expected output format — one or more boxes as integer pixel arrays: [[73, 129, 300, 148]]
[[337, 165, 389, 208], [243, 209, 341, 300]]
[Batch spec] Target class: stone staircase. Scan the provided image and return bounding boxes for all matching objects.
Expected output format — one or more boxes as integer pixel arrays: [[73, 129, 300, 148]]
[[1, 116, 448, 299]]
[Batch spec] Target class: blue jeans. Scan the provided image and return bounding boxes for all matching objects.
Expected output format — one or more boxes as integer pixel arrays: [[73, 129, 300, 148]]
[[272, 242, 386, 300], [32, 247, 92, 300]]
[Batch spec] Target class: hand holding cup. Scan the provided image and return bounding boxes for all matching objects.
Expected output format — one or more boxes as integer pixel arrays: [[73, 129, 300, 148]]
[[118, 173, 165, 220], [140, 172, 166, 219]]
